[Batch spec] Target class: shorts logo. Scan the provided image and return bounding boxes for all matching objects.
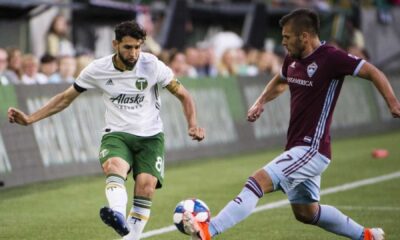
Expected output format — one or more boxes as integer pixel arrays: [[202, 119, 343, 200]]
[[99, 149, 109, 159], [307, 62, 318, 78], [135, 78, 148, 91]]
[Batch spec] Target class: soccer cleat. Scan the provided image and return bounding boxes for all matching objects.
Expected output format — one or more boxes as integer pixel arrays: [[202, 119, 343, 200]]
[[364, 228, 385, 240], [99, 206, 130, 237], [182, 211, 211, 240]]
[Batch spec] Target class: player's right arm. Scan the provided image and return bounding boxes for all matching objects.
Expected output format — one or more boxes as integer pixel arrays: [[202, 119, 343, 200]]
[[8, 85, 81, 126], [247, 73, 288, 122]]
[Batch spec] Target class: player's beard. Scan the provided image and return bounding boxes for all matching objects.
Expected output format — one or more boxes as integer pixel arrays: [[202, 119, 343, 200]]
[[117, 50, 137, 69], [289, 38, 305, 59]]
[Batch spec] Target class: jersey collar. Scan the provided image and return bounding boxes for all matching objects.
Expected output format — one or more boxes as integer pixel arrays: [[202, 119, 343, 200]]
[[112, 54, 138, 72], [302, 41, 325, 60]]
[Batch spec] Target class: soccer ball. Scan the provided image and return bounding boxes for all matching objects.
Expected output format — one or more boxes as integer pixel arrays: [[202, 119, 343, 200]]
[[173, 198, 211, 235]]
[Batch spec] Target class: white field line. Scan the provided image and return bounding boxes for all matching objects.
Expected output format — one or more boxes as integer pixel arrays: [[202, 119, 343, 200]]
[[140, 171, 400, 239], [336, 206, 400, 211], [259, 205, 400, 211]]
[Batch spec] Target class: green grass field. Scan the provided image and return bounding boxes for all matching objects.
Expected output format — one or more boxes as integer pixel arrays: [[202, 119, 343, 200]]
[[1, 131, 400, 240]]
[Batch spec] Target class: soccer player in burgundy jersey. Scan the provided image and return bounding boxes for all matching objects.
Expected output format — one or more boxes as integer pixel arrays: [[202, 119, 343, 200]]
[[183, 8, 400, 240]]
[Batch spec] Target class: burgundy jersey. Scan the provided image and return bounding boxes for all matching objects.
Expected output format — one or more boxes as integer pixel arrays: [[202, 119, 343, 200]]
[[280, 44, 365, 159]]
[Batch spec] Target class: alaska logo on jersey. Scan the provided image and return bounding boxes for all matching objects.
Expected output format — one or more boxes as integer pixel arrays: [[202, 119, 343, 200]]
[[110, 94, 145, 110], [110, 94, 144, 104], [307, 62, 318, 78], [135, 78, 148, 91]]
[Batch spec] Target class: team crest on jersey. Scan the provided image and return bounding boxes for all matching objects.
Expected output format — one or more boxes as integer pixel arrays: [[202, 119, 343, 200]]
[[307, 62, 318, 78], [99, 149, 109, 159], [290, 62, 296, 68], [135, 78, 148, 91]]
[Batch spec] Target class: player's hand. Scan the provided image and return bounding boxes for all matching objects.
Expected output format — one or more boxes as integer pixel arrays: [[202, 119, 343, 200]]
[[390, 101, 400, 118], [8, 107, 31, 126], [188, 127, 205, 141], [247, 102, 264, 122]]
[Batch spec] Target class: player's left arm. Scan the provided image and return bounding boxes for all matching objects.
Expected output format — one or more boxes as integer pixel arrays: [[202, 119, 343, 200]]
[[357, 62, 400, 118], [166, 79, 205, 141]]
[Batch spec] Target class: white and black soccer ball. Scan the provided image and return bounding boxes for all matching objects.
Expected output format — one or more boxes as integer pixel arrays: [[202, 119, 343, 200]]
[[173, 198, 211, 235]]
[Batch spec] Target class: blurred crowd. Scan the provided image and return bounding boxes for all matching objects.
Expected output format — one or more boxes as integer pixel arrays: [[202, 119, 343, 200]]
[[0, 4, 376, 86], [0, 14, 93, 86], [0, 13, 285, 86]]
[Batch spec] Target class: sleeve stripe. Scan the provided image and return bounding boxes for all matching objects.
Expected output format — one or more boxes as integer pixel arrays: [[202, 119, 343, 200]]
[[73, 82, 87, 92], [353, 59, 366, 76], [280, 67, 286, 80]]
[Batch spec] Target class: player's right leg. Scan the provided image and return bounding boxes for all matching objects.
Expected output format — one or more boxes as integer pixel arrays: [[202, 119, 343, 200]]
[[292, 202, 385, 240], [123, 132, 165, 240], [98, 134, 133, 237]]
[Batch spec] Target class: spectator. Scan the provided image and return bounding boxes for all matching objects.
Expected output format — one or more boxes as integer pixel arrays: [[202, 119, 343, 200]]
[[343, 20, 369, 60], [157, 49, 171, 66], [236, 48, 258, 77], [246, 48, 260, 69], [7, 47, 23, 82], [169, 50, 197, 78], [136, 12, 162, 56], [376, 0, 393, 24], [0, 48, 19, 85], [217, 48, 238, 77], [184, 47, 200, 77], [21, 54, 48, 85], [75, 53, 94, 78], [210, 31, 243, 62], [257, 51, 282, 76], [40, 54, 58, 78], [46, 15, 75, 57], [196, 47, 218, 78], [49, 55, 77, 84]]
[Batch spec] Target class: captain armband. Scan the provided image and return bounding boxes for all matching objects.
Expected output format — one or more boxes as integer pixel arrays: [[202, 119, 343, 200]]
[[166, 78, 182, 94]]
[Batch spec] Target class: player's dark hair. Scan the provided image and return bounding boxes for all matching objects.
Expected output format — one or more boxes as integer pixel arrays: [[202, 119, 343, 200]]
[[114, 20, 147, 42], [279, 8, 320, 36]]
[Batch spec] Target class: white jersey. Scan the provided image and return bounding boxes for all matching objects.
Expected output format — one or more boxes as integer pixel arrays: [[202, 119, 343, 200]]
[[75, 52, 174, 136]]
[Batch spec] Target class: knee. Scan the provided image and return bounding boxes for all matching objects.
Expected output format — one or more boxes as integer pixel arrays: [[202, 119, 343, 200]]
[[136, 182, 156, 197], [135, 174, 157, 198], [251, 169, 274, 193], [293, 212, 314, 224], [102, 158, 129, 177]]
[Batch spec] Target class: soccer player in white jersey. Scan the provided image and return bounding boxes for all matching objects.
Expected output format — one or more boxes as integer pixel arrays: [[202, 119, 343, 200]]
[[8, 21, 205, 239], [182, 9, 399, 240]]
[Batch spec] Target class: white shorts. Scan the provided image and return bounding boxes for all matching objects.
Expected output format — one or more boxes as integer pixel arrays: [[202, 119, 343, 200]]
[[264, 146, 330, 203]]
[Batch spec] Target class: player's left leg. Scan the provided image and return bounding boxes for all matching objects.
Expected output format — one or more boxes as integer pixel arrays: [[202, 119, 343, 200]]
[[123, 173, 157, 240], [183, 169, 270, 240]]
